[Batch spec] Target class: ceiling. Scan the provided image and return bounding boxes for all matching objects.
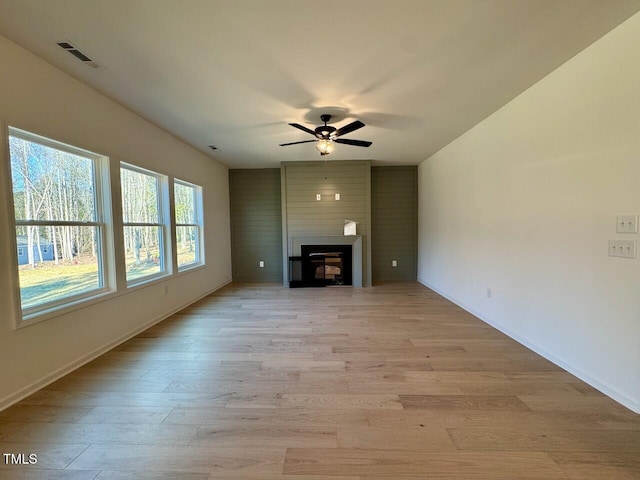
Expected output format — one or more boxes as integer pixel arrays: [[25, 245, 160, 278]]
[[0, 0, 639, 168]]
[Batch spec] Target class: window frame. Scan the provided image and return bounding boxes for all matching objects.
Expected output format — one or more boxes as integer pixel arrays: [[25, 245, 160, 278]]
[[7, 126, 113, 326], [173, 179, 204, 271], [3, 126, 208, 328], [120, 162, 171, 287]]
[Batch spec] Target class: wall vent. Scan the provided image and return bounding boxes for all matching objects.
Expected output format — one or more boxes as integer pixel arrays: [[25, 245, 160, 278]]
[[57, 41, 99, 68]]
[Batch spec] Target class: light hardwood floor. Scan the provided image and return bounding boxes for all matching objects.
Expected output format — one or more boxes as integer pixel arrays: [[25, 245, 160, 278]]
[[1, 282, 639, 479]]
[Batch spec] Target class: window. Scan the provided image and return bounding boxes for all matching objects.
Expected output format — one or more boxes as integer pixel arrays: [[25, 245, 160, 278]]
[[174, 180, 203, 270], [120, 164, 169, 284], [8, 127, 109, 319]]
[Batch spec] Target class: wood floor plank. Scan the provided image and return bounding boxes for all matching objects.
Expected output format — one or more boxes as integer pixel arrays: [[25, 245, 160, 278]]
[[42, 377, 173, 394], [19, 391, 232, 408], [359, 476, 566, 480], [399, 394, 531, 411], [518, 394, 630, 414], [3, 282, 636, 478], [283, 448, 566, 477], [163, 407, 369, 426], [0, 406, 91, 423], [366, 409, 609, 431], [76, 406, 173, 424], [337, 425, 456, 451], [549, 452, 640, 480], [203, 476, 358, 480], [457, 381, 584, 396], [189, 426, 337, 448], [94, 471, 209, 480], [0, 471, 99, 480], [348, 378, 465, 395], [280, 394, 403, 410], [345, 360, 433, 372], [162, 379, 351, 394], [447, 427, 640, 452], [68, 445, 285, 475], [0, 422, 199, 446], [261, 360, 345, 370], [595, 413, 640, 430]]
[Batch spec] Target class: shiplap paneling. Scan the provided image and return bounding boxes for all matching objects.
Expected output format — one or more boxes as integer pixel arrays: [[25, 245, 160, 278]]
[[371, 166, 417, 282], [229, 169, 282, 281], [282, 161, 371, 286]]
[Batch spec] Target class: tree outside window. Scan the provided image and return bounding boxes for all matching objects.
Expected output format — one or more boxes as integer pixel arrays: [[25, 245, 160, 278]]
[[120, 164, 168, 284], [174, 180, 203, 270]]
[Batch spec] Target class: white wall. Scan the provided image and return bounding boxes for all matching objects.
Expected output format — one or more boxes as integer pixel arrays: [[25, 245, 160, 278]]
[[0, 36, 232, 408], [418, 13, 640, 413]]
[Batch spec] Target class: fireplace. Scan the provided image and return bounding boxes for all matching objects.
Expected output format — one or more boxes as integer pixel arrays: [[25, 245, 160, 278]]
[[301, 244, 352, 287], [289, 245, 353, 288], [289, 235, 363, 287]]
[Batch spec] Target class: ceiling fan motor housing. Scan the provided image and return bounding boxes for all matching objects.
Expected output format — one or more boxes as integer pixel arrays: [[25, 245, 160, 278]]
[[316, 114, 336, 138], [315, 125, 336, 139]]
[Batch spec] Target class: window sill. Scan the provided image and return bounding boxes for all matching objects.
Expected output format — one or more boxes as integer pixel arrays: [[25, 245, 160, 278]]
[[14, 264, 207, 330], [17, 288, 116, 329], [177, 262, 205, 275]]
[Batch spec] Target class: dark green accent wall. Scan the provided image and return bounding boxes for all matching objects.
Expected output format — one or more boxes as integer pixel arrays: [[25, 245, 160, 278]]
[[230, 165, 417, 284], [229, 169, 282, 281], [371, 166, 418, 283]]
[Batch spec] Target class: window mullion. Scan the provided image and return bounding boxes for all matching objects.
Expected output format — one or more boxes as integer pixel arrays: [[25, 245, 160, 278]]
[[122, 222, 163, 227], [16, 220, 103, 227]]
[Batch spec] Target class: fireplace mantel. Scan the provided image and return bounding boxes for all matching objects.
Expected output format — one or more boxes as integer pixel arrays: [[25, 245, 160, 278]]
[[291, 236, 363, 287]]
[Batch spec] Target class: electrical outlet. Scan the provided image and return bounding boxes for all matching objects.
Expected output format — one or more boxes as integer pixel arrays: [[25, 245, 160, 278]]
[[259, 261, 264, 268], [608, 240, 637, 258], [392, 260, 397, 267], [163, 285, 169, 296], [616, 215, 638, 233], [486, 287, 492, 298]]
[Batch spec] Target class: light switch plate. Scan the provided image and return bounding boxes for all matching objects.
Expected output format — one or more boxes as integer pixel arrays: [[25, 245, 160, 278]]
[[608, 240, 637, 258], [616, 215, 638, 233]]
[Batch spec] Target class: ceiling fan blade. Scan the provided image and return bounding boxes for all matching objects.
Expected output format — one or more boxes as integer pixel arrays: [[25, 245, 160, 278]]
[[334, 138, 372, 147], [279, 140, 317, 147], [333, 120, 365, 138], [289, 123, 317, 136]]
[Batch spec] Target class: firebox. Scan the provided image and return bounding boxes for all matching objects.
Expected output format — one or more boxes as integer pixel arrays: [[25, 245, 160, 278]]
[[299, 244, 352, 287]]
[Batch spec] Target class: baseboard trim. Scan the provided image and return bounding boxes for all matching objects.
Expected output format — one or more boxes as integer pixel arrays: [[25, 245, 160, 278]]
[[0, 278, 232, 412], [417, 277, 640, 414]]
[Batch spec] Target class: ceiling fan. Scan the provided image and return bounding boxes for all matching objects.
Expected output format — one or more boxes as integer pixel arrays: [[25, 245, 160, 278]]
[[280, 114, 372, 156]]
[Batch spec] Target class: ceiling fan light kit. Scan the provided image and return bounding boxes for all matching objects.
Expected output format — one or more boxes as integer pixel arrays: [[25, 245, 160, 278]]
[[316, 139, 335, 156], [280, 114, 372, 156]]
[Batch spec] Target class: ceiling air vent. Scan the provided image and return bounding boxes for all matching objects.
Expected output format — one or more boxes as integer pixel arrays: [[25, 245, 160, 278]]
[[57, 41, 99, 68]]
